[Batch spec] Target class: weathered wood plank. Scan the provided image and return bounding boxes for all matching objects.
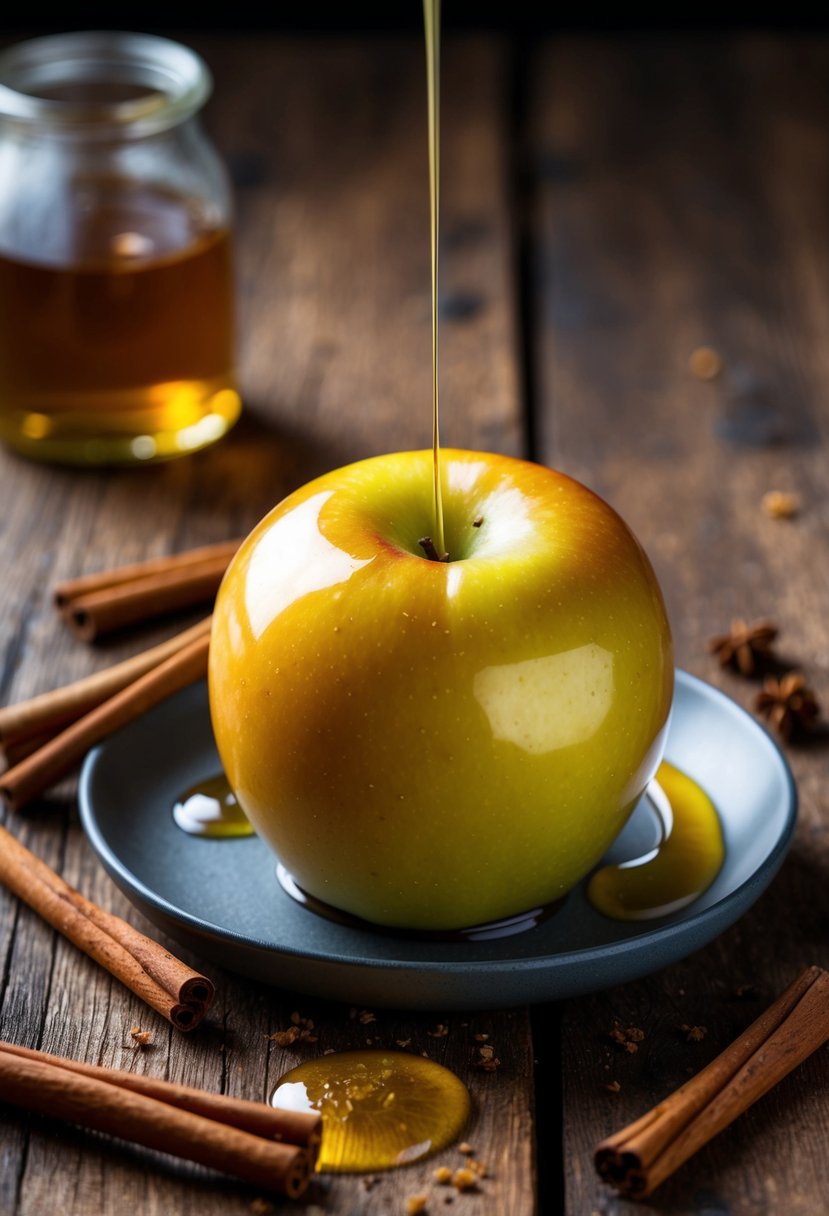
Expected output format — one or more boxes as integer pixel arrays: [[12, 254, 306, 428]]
[[0, 34, 533, 1215], [531, 34, 829, 1215]]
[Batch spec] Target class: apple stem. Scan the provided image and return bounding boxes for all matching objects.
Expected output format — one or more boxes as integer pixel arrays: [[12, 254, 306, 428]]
[[419, 535, 449, 562]]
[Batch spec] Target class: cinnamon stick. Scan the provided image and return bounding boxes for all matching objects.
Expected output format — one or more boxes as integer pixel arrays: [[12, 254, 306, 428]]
[[63, 558, 229, 642], [0, 617, 212, 751], [0, 1040, 321, 1150], [595, 966, 829, 1199], [0, 1050, 312, 1197], [0, 823, 214, 1030], [0, 631, 209, 811], [53, 539, 240, 608]]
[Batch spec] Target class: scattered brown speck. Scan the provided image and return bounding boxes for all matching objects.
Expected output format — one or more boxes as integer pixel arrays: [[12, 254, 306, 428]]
[[609, 1025, 644, 1053], [762, 490, 800, 520], [129, 1027, 152, 1048], [362, 1175, 378, 1192], [452, 1168, 479, 1192], [396, 1038, 412, 1048], [473, 1033, 489, 1042], [358, 1009, 377, 1025], [428, 1023, 449, 1039], [405, 1194, 429, 1215], [433, 1166, 453, 1184], [472, 515, 484, 528], [267, 1013, 317, 1046], [458, 1142, 474, 1155], [605, 1080, 622, 1093], [475, 1043, 501, 1071], [267, 1026, 301, 1047], [681, 1024, 708, 1043], [689, 345, 723, 380], [250, 1200, 274, 1215], [735, 983, 759, 1000]]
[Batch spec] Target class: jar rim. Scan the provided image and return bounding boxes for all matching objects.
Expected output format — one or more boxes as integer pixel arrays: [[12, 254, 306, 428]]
[[0, 31, 212, 137]]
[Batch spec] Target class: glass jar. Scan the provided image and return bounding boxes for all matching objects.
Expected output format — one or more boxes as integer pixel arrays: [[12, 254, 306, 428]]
[[0, 31, 240, 465]]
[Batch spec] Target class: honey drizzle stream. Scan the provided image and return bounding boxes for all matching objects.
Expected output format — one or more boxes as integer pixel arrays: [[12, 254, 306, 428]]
[[423, 0, 446, 559]]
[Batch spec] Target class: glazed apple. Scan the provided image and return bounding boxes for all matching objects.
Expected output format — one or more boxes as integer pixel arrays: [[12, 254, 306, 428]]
[[208, 449, 673, 931]]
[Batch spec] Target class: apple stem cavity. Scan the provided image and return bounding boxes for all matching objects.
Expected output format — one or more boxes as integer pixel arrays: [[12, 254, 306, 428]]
[[419, 535, 450, 563]]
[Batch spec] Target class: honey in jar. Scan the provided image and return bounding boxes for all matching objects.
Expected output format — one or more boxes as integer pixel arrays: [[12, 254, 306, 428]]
[[0, 32, 240, 464]]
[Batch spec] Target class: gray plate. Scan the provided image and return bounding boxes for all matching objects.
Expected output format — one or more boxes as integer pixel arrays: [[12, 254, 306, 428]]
[[78, 671, 796, 1010]]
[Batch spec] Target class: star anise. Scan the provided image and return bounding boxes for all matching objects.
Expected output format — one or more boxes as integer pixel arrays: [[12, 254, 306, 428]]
[[707, 618, 779, 676], [754, 671, 821, 740]]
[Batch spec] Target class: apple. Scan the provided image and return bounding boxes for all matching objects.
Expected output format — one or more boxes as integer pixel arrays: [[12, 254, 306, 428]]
[[208, 449, 673, 931]]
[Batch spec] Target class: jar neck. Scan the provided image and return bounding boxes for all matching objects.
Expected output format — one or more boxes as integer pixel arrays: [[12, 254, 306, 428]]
[[0, 31, 211, 141]]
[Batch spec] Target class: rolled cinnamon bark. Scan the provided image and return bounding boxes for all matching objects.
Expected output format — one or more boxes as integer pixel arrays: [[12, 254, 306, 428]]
[[0, 1041, 321, 1151], [53, 539, 240, 608], [0, 632, 209, 811], [595, 966, 829, 1199], [0, 618, 212, 751], [0, 824, 214, 1030], [64, 560, 228, 642], [0, 1051, 311, 1197]]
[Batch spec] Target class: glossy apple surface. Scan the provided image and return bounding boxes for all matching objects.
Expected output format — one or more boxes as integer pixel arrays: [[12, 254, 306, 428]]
[[209, 449, 673, 930]]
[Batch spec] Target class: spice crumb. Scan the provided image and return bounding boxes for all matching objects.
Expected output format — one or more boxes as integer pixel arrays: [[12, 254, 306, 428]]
[[433, 1166, 453, 1184], [762, 490, 800, 520], [452, 1168, 479, 1192], [362, 1175, 378, 1191], [475, 1044, 501, 1071], [689, 345, 723, 380], [605, 1080, 622, 1093], [396, 1038, 412, 1048], [358, 1009, 377, 1025], [735, 983, 759, 1000], [406, 1193, 429, 1214], [473, 1032, 489, 1042], [267, 1013, 317, 1046], [472, 515, 484, 528], [609, 1025, 644, 1052], [129, 1027, 152, 1048], [428, 1023, 449, 1038], [681, 1024, 708, 1043], [458, 1142, 474, 1155], [250, 1201, 274, 1215]]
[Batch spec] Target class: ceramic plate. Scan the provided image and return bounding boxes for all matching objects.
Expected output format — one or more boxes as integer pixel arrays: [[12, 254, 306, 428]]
[[78, 671, 796, 1010]]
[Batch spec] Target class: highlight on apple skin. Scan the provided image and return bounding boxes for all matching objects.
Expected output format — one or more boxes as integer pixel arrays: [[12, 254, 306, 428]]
[[208, 449, 674, 931]]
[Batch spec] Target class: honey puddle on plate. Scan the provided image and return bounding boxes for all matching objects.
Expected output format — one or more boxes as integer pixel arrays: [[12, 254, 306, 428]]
[[271, 1049, 471, 1173], [587, 761, 725, 921], [172, 773, 254, 839], [172, 764, 724, 924]]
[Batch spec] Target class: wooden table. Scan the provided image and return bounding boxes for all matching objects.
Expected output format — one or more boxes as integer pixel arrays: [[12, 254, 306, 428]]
[[2, 32, 828, 1215]]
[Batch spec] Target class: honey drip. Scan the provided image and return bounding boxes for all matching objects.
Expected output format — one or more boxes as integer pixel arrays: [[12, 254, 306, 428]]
[[271, 1049, 470, 1173], [588, 761, 725, 921], [423, 0, 446, 557], [172, 774, 254, 839]]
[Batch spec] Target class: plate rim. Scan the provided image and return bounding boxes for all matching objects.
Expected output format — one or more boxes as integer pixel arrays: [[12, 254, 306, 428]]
[[78, 669, 798, 979]]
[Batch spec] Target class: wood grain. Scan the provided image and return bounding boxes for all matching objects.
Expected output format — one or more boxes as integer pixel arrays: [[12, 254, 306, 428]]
[[530, 34, 829, 1215], [0, 34, 533, 1216]]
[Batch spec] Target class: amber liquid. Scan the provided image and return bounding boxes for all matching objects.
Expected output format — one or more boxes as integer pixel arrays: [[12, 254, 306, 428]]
[[0, 180, 239, 464], [588, 761, 725, 921], [424, 0, 446, 556], [272, 1049, 471, 1173]]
